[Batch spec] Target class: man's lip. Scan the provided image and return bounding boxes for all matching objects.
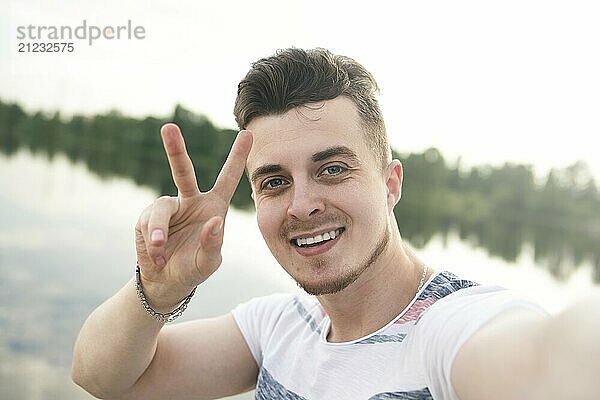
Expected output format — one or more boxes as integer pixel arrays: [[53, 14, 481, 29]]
[[289, 227, 345, 241]]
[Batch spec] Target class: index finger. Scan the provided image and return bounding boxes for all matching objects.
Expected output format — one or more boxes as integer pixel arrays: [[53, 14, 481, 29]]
[[160, 123, 201, 198], [211, 130, 253, 203]]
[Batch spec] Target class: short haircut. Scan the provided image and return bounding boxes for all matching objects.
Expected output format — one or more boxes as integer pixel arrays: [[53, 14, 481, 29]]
[[234, 47, 392, 170]]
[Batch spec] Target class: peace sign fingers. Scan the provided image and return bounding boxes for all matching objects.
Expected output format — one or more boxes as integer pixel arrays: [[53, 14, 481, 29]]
[[160, 123, 201, 199], [211, 130, 253, 204]]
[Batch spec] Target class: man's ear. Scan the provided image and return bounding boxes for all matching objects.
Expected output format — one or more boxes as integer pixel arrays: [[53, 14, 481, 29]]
[[385, 160, 403, 211]]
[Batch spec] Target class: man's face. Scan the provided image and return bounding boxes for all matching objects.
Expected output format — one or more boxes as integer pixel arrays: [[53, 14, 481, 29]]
[[246, 96, 394, 295]]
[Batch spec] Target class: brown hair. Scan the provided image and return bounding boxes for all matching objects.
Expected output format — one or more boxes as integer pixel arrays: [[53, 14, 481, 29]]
[[234, 47, 392, 169]]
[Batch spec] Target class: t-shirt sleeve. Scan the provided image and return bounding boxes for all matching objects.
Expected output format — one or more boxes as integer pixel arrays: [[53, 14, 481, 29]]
[[415, 285, 549, 400], [231, 293, 294, 368]]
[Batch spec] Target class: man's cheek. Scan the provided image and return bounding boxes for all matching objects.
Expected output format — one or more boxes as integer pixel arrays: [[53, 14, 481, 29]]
[[255, 210, 273, 241]]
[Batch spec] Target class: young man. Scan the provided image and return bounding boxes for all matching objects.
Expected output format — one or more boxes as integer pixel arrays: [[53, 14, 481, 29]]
[[72, 48, 600, 399]]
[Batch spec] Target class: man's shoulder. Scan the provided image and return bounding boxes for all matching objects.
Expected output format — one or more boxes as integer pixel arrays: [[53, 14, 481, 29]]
[[236, 291, 317, 308], [231, 291, 325, 361], [421, 270, 481, 300], [415, 270, 515, 321], [232, 291, 321, 324], [417, 270, 546, 327]]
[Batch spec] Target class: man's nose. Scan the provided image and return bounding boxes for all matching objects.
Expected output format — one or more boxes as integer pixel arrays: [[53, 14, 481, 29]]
[[286, 180, 325, 221]]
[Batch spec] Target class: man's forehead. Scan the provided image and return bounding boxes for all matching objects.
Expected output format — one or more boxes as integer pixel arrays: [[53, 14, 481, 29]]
[[245, 97, 367, 166], [246, 138, 362, 172]]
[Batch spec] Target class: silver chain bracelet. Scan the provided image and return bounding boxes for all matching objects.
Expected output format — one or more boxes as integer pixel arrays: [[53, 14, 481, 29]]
[[135, 263, 196, 324]]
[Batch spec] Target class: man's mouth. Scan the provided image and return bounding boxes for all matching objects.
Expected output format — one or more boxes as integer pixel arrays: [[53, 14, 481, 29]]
[[291, 228, 345, 247]]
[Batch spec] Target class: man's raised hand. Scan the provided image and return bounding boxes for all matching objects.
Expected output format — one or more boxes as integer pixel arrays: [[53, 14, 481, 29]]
[[134, 123, 252, 311]]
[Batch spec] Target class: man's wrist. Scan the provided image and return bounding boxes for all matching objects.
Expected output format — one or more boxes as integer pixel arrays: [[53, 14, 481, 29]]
[[135, 264, 197, 322]]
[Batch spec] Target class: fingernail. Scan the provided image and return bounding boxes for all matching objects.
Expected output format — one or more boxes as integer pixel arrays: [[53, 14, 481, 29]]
[[151, 229, 164, 243], [211, 221, 222, 236], [155, 256, 166, 267]]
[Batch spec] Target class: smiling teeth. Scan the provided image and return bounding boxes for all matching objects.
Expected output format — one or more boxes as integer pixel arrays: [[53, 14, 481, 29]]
[[295, 229, 342, 247]]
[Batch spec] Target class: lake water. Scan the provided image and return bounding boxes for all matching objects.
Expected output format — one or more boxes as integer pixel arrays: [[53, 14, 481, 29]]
[[1, 150, 598, 399]]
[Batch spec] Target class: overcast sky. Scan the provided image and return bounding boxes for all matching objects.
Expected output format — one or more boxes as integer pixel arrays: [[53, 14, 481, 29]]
[[2, 0, 599, 181]]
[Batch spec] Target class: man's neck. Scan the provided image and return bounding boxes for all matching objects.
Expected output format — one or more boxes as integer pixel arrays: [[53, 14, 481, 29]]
[[317, 238, 428, 343]]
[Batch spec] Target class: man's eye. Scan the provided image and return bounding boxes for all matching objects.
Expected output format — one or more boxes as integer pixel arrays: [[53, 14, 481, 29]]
[[322, 165, 344, 175], [263, 178, 285, 189]]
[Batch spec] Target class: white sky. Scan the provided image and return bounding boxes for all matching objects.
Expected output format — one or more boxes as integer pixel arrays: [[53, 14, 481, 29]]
[[2, 0, 600, 181]]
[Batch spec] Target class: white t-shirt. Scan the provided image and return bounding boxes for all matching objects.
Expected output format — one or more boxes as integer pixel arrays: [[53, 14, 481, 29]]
[[232, 270, 548, 400]]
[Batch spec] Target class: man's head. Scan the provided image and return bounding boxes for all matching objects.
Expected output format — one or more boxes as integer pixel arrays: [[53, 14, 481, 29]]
[[234, 47, 392, 170], [237, 48, 403, 296]]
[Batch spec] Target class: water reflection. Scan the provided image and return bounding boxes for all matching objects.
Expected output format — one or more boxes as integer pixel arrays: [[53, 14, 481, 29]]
[[1, 148, 599, 398], [398, 206, 600, 283], [0, 151, 290, 399]]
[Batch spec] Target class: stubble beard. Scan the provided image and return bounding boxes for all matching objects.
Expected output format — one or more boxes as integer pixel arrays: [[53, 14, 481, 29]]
[[295, 224, 391, 296]]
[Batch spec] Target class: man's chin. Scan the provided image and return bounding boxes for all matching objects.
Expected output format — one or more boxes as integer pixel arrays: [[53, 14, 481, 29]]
[[286, 224, 390, 296], [294, 271, 362, 296]]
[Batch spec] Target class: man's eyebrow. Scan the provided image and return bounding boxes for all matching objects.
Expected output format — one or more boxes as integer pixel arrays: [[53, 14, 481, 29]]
[[250, 164, 283, 184], [250, 146, 359, 185], [311, 146, 360, 163]]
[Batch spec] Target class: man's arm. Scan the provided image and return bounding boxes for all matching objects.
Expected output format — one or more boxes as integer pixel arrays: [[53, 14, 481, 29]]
[[72, 278, 258, 399], [452, 293, 600, 400], [72, 124, 257, 398]]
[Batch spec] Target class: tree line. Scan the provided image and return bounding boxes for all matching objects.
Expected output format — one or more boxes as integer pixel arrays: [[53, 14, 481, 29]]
[[1, 99, 598, 280]]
